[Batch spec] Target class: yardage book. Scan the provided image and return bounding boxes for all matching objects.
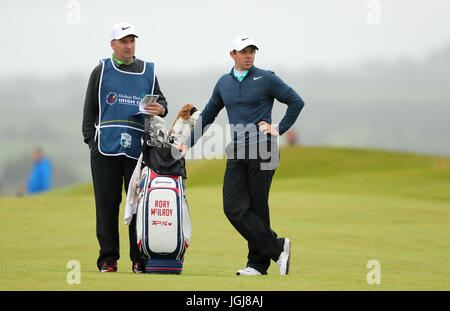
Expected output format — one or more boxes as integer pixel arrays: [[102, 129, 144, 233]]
[[138, 94, 159, 114]]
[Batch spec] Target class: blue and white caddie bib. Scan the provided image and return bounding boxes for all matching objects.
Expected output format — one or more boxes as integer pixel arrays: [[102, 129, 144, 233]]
[[97, 58, 155, 159]]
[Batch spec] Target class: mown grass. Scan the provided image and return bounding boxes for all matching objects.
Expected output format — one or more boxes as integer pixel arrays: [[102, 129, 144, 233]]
[[0, 146, 449, 290]]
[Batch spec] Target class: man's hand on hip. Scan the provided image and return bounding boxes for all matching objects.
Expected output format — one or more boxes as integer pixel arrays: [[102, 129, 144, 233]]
[[258, 121, 279, 136]]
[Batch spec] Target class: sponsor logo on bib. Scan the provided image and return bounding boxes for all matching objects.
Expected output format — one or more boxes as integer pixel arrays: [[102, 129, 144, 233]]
[[120, 133, 132, 148]]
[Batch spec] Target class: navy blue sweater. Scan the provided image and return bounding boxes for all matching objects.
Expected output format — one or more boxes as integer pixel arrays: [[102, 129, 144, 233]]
[[186, 65, 304, 147]]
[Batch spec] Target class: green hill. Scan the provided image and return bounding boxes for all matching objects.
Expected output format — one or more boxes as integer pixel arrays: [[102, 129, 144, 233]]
[[1, 146, 449, 290], [185, 145, 450, 202]]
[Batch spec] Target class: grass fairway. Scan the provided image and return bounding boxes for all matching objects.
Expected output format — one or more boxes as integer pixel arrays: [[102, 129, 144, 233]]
[[0, 146, 449, 291]]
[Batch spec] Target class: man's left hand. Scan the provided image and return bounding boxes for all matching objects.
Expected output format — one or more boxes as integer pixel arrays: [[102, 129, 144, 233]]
[[258, 121, 279, 136], [144, 102, 164, 116]]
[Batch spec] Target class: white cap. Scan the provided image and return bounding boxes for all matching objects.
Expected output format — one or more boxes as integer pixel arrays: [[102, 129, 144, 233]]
[[110, 22, 138, 41], [231, 35, 259, 52]]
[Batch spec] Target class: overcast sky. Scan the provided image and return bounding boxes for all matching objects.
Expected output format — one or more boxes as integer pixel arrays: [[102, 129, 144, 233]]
[[1, 0, 450, 78]]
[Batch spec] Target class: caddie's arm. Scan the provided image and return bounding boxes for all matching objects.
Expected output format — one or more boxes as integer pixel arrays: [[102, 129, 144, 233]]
[[143, 77, 168, 117], [82, 65, 102, 150]]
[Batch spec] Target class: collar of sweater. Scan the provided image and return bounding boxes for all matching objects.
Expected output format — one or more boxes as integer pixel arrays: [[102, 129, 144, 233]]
[[233, 67, 249, 82], [229, 65, 257, 81], [112, 53, 135, 66]]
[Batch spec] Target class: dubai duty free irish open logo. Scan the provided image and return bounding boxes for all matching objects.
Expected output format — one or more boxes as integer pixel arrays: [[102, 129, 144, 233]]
[[106, 92, 118, 105]]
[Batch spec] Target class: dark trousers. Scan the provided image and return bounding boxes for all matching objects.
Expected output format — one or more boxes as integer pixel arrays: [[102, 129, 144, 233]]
[[90, 151, 142, 270], [222, 145, 283, 274]]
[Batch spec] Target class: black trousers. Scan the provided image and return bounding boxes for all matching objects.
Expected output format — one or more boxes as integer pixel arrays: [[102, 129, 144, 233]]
[[90, 151, 142, 270], [222, 144, 284, 274]]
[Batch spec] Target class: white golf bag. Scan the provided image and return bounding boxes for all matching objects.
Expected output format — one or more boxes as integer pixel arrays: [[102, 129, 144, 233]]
[[125, 113, 193, 274], [135, 165, 191, 274]]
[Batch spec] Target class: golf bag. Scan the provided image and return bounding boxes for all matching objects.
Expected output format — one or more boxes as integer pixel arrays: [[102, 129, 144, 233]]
[[135, 116, 191, 274]]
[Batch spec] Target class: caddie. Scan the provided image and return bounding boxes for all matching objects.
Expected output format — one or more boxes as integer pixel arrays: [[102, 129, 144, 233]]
[[82, 22, 168, 273]]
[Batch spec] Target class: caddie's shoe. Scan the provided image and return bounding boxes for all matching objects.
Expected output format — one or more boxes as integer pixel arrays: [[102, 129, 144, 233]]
[[236, 267, 262, 276], [101, 260, 117, 272], [276, 238, 291, 275], [132, 260, 146, 274]]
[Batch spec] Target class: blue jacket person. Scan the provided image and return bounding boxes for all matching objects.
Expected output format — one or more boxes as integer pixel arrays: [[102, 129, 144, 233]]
[[181, 36, 304, 275], [27, 147, 52, 194]]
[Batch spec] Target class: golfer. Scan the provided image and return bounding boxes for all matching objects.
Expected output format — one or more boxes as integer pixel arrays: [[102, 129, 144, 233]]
[[180, 35, 304, 275], [82, 22, 168, 273]]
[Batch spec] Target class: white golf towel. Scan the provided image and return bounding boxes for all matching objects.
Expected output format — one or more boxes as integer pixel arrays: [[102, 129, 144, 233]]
[[125, 153, 143, 225], [125, 115, 166, 225]]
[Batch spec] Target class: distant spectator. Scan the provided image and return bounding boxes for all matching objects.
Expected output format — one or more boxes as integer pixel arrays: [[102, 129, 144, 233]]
[[26, 147, 52, 194], [285, 129, 298, 145]]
